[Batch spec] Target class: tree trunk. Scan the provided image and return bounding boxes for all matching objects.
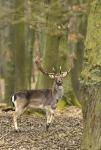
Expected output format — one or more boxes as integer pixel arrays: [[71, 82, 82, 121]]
[[80, 0, 101, 149], [2, 0, 15, 105], [37, 35, 60, 88], [68, 0, 88, 101], [25, 0, 35, 89], [36, 0, 63, 89], [13, 0, 28, 91], [2, 0, 32, 104], [81, 84, 101, 150]]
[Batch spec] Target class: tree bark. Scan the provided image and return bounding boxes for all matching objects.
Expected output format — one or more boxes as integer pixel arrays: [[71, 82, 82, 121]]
[[80, 0, 101, 149], [2, 0, 33, 104], [81, 83, 101, 150], [36, 0, 61, 89], [1, 0, 15, 105], [13, 0, 27, 91], [25, 0, 35, 89], [68, 0, 88, 101], [37, 35, 60, 88]]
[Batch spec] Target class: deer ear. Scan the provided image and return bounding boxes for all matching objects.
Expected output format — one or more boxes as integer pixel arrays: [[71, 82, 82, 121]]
[[48, 74, 55, 79], [62, 72, 67, 77]]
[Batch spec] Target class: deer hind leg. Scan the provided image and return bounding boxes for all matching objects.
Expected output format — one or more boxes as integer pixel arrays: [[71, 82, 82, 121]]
[[13, 111, 20, 131], [13, 107, 26, 131], [13, 99, 27, 131], [13, 108, 25, 131]]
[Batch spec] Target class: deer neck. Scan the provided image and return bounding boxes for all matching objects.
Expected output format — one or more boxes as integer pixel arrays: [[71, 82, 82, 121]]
[[52, 82, 64, 100]]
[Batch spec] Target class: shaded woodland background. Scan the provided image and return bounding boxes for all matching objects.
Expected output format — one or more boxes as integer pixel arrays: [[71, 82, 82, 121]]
[[0, 0, 101, 150], [0, 0, 88, 105]]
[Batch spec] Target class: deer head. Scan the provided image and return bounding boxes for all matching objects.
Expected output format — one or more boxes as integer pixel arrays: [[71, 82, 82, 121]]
[[35, 56, 71, 86]]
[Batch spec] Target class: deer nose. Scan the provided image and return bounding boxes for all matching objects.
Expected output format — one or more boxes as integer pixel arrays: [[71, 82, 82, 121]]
[[57, 80, 62, 85]]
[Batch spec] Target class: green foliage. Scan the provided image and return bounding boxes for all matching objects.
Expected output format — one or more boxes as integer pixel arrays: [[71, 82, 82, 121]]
[[56, 98, 67, 110]]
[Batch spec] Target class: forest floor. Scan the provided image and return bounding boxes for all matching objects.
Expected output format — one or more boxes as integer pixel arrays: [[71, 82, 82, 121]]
[[0, 106, 83, 150]]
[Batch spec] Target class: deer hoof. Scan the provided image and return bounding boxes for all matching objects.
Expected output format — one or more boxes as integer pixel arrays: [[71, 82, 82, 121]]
[[14, 129, 20, 133], [46, 123, 50, 131]]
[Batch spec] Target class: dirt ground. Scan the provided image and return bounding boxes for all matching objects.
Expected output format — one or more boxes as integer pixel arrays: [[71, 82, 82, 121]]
[[0, 106, 83, 150]]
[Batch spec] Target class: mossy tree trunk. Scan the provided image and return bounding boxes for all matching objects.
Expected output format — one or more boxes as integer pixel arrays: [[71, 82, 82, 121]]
[[59, 36, 73, 105], [13, 0, 27, 91], [36, 0, 61, 89], [80, 0, 101, 149], [37, 35, 60, 88], [81, 84, 101, 150], [2, 0, 15, 105], [68, 0, 88, 101], [0, 0, 6, 101], [25, 0, 35, 89], [25, 28, 34, 89], [3, 0, 33, 105]]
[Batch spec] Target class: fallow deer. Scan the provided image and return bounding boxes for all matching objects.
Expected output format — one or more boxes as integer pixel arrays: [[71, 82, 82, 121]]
[[11, 57, 71, 131]]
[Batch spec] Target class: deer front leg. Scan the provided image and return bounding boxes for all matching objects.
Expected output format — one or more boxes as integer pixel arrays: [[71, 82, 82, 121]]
[[46, 109, 50, 130], [46, 108, 55, 131]]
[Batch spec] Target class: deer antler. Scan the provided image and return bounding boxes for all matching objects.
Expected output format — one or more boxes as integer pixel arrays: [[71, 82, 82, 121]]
[[59, 53, 75, 76], [59, 66, 62, 74], [35, 56, 73, 78], [35, 56, 55, 76], [67, 68, 71, 74], [60, 67, 72, 78]]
